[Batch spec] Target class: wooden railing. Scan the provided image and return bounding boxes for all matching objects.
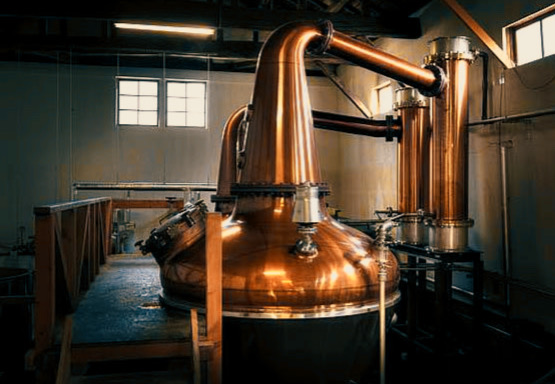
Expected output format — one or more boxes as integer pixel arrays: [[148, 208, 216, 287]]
[[31, 197, 113, 366], [30, 197, 222, 384]]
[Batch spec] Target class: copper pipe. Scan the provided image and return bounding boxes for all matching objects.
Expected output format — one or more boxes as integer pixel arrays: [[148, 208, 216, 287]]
[[213, 104, 248, 214], [213, 107, 400, 214], [239, 22, 326, 186], [325, 27, 445, 96], [240, 20, 445, 187], [313, 110, 401, 138]]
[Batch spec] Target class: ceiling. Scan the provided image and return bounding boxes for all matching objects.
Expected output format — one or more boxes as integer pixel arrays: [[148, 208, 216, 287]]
[[0, 0, 432, 73]]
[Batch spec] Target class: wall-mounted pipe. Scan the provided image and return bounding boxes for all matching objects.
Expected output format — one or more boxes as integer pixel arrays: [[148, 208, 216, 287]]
[[468, 106, 555, 126], [478, 51, 489, 121], [500, 141, 513, 313]]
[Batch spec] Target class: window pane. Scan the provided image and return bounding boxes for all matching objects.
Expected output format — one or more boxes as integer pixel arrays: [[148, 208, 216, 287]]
[[119, 110, 138, 125], [119, 95, 138, 110], [187, 83, 205, 98], [140, 81, 158, 96], [378, 86, 393, 114], [187, 98, 205, 113], [516, 21, 542, 65], [168, 112, 186, 126], [187, 113, 205, 127], [167, 97, 185, 112], [167, 82, 186, 97], [119, 80, 138, 95], [542, 14, 555, 57], [139, 96, 158, 111], [138, 111, 158, 125]]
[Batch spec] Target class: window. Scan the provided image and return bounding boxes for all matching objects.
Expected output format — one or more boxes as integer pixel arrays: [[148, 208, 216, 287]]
[[504, 4, 555, 65], [166, 81, 206, 127], [371, 82, 393, 116], [118, 79, 159, 126]]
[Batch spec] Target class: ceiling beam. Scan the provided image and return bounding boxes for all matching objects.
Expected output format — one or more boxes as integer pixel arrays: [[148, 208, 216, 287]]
[[1, 0, 422, 38]]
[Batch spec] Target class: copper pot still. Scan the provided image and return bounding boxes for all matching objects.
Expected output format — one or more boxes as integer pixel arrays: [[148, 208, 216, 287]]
[[140, 20, 450, 383]]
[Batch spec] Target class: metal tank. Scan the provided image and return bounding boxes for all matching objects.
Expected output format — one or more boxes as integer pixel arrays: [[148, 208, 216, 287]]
[[394, 87, 431, 245], [141, 20, 447, 383], [425, 36, 477, 251]]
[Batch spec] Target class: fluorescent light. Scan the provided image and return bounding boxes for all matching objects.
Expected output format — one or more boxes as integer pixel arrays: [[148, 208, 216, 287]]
[[114, 22, 214, 36]]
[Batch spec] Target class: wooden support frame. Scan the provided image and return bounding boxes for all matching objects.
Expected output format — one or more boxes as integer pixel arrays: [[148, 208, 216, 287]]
[[31, 198, 112, 366], [205, 212, 223, 384], [441, 0, 515, 68], [30, 197, 223, 383]]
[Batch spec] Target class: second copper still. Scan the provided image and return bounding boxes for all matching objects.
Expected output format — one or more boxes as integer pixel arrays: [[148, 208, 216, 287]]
[[141, 20, 446, 383]]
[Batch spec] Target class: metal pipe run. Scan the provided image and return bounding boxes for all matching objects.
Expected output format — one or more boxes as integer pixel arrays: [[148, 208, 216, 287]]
[[72, 182, 217, 192], [323, 24, 446, 96], [313, 110, 401, 139], [468, 106, 555, 126]]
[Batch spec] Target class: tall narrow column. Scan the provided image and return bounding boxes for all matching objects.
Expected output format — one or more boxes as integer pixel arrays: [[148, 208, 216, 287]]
[[426, 37, 476, 251], [394, 87, 431, 245]]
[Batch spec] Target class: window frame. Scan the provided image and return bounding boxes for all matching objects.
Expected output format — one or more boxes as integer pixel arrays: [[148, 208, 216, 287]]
[[371, 81, 393, 116], [503, 4, 555, 66], [164, 79, 208, 129], [116, 77, 161, 127]]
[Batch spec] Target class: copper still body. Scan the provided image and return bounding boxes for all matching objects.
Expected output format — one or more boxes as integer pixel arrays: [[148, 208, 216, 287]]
[[141, 20, 448, 383]]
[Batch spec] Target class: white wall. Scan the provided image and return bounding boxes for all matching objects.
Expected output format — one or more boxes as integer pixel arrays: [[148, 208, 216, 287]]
[[0, 61, 341, 249]]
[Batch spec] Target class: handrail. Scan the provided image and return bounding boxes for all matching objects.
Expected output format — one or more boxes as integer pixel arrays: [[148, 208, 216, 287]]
[[31, 197, 113, 370], [34, 197, 111, 215]]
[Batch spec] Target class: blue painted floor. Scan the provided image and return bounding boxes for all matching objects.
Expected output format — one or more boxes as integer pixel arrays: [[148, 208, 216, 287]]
[[72, 254, 203, 344]]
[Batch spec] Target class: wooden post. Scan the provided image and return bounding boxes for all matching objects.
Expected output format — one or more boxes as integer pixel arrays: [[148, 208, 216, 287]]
[[190, 309, 201, 384], [205, 213, 223, 384], [55, 315, 73, 384], [441, 0, 515, 68], [34, 213, 56, 357]]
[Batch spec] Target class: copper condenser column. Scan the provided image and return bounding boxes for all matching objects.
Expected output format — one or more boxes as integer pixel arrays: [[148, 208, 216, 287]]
[[394, 87, 431, 245], [425, 37, 476, 251]]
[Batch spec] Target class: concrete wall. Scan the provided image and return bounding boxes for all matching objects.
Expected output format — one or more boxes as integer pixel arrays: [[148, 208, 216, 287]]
[[334, 0, 555, 333], [0, 61, 341, 249]]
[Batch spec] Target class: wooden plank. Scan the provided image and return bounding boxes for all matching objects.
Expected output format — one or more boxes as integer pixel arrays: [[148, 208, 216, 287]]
[[103, 200, 113, 259], [61, 209, 78, 299], [76, 206, 90, 293], [71, 340, 212, 365], [55, 315, 73, 384], [34, 213, 56, 356], [112, 199, 185, 210], [441, 0, 515, 68], [205, 213, 223, 384], [190, 309, 201, 384]]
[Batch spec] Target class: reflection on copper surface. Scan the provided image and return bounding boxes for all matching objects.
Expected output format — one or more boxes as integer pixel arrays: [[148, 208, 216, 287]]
[[396, 100, 431, 214], [429, 58, 471, 222]]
